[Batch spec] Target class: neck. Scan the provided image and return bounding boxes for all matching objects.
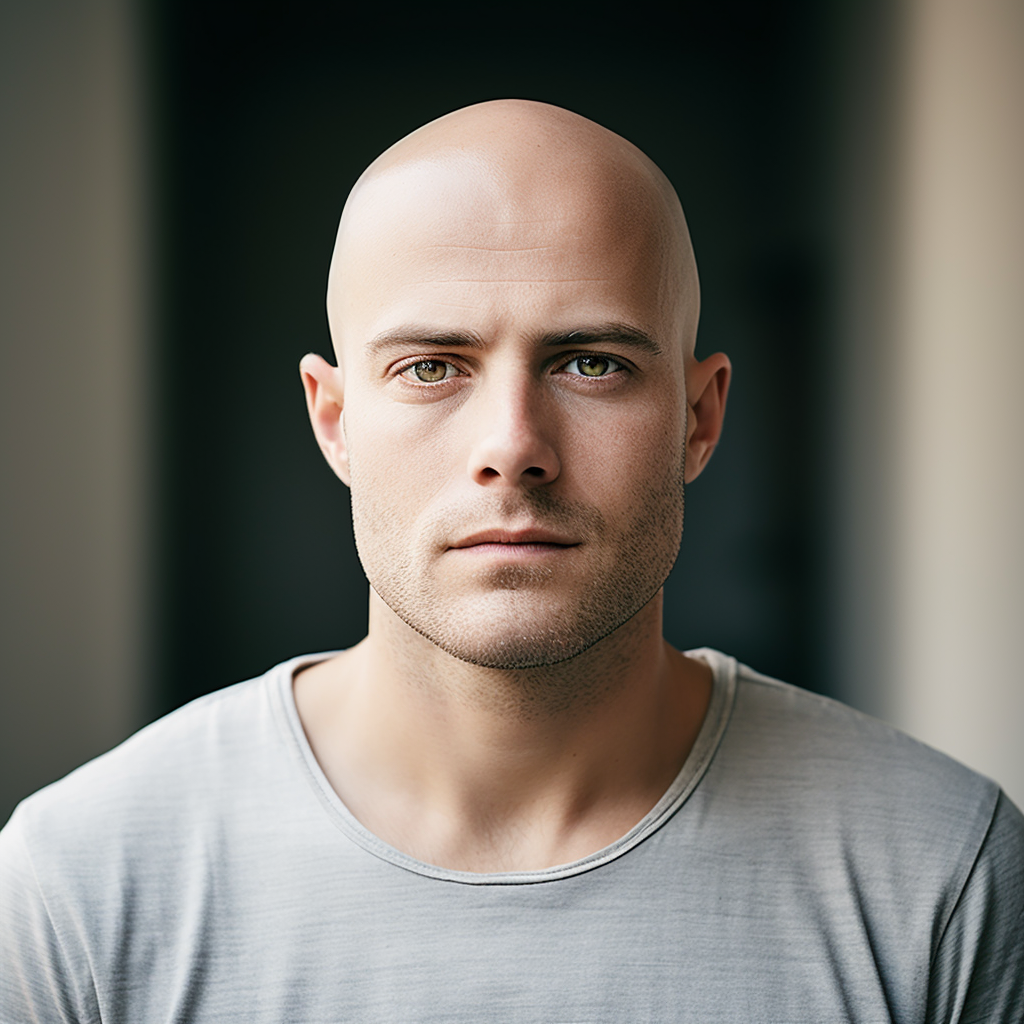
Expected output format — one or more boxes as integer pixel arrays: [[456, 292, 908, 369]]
[[294, 589, 712, 872]]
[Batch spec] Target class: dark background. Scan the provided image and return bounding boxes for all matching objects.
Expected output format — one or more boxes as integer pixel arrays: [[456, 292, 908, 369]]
[[153, 1, 845, 714]]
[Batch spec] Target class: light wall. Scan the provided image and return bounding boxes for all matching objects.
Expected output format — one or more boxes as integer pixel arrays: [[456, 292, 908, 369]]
[[837, 0, 1024, 805], [0, 0, 150, 825]]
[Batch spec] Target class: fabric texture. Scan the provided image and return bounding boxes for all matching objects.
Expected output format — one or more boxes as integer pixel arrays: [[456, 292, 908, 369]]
[[2, 649, 1022, 1023]]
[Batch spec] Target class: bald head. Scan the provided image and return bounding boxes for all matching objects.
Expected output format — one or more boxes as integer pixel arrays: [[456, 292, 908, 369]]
[[326, 100, 699, 360]]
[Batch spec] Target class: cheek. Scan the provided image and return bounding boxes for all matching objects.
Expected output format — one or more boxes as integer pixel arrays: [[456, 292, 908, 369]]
[[346, 398, 462, 514], [563, 392, 685, 477]]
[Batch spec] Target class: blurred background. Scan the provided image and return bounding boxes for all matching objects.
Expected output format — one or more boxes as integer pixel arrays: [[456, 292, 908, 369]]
[[2, 0, 1022, 826]]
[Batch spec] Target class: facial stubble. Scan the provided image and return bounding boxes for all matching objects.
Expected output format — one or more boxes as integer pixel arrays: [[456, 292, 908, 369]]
[[349, 447, 687, 674]]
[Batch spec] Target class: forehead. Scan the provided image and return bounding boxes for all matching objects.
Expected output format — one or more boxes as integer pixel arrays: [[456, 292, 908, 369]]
[[329, 155, 677, 352]]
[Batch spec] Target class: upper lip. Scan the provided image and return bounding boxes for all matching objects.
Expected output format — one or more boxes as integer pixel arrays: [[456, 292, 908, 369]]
[[449, 527, 579, 549]]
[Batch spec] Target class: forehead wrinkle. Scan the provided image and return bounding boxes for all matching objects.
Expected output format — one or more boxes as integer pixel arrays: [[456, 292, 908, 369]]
[[420, 278, 618, 284], [413, 244, 559, 254]]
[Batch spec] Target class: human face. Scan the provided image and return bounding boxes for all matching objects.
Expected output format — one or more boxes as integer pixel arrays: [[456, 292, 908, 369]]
[[333, 157, 690, 668]]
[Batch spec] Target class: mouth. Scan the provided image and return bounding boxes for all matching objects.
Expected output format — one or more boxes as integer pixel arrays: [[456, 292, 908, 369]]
[[448, 527, 580, 552]]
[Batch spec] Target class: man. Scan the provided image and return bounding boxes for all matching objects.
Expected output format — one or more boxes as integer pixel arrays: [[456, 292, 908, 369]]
[[2, 100, 1022, 1022]]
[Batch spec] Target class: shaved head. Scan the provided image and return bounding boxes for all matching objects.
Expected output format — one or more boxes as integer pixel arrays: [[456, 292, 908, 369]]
[[327, 99, 699, 362]]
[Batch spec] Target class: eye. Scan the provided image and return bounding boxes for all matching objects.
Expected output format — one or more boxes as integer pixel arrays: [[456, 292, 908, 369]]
[[561, 354, 623, 378], [400, 359, 461, 384]]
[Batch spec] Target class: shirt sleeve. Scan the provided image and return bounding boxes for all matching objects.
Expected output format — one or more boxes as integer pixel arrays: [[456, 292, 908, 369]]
[[926, 789, 1024, 1023], [0, 806, 95, 1024]]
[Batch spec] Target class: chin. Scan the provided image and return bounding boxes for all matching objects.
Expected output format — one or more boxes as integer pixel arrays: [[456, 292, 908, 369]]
[[387, 587, 654, 671], [429, 631, 598, 670]]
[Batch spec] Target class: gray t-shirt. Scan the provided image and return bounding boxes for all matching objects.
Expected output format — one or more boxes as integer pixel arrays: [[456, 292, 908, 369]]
[[2, 649, 1022, 1023]]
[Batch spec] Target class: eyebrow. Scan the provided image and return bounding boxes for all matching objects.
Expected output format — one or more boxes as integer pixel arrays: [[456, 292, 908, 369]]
[[366, 322, 662, 357], [366, 326, 485, 356], [537, 323, 663, 356]]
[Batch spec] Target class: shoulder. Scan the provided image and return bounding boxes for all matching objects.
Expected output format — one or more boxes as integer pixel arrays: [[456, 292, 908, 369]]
[[695, 650, 1020, 920], [691, 650, 1024, 1015], [0, 653, 341, 1020], [0, 661, 278, 1021], [0, 654, 317, 876], [0, 654, 329, 1019], [712, 652, 1002, 824], [15, 677, 264, 835]]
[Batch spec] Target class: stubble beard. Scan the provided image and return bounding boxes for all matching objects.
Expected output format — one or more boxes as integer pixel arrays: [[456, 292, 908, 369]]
[[349, 451, 686, 673]]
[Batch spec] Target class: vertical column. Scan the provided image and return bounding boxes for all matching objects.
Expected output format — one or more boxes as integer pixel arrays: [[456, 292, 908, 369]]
[[836, 0, 1024, 806], [0, 0, 150, 824], [892, 0, 1024, 802]]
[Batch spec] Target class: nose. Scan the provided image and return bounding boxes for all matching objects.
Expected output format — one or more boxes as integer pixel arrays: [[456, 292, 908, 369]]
[[466, 375, 561, 488]]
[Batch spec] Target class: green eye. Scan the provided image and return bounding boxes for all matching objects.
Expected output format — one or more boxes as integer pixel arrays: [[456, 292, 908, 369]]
[[403, 360, 455, 383], [564, 355, 620, 378]]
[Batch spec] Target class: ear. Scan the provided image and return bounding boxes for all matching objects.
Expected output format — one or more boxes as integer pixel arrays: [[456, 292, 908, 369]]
[[684, 351, 731, 484], [300, 353, 350, 486]]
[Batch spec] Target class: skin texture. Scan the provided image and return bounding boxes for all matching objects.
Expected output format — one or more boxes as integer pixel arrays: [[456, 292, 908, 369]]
[[297, 100, 731, 872]]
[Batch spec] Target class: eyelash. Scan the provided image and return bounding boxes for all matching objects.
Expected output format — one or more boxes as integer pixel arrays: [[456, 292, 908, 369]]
[[394, 353, 627, 386], [397, 359, 462, 384], [560, 354, 625, 379]]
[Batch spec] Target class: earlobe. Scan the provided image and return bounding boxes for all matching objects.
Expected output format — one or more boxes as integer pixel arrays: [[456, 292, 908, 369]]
[[299, 353, 350, 486], [684, 352, 731, 484]]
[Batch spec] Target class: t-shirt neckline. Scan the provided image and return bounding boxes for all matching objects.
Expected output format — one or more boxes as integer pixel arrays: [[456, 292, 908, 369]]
[[271, 647, 737, 886]]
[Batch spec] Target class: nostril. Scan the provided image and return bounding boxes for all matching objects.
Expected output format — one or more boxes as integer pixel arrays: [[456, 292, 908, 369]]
[[469, 438, 560, 486]]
